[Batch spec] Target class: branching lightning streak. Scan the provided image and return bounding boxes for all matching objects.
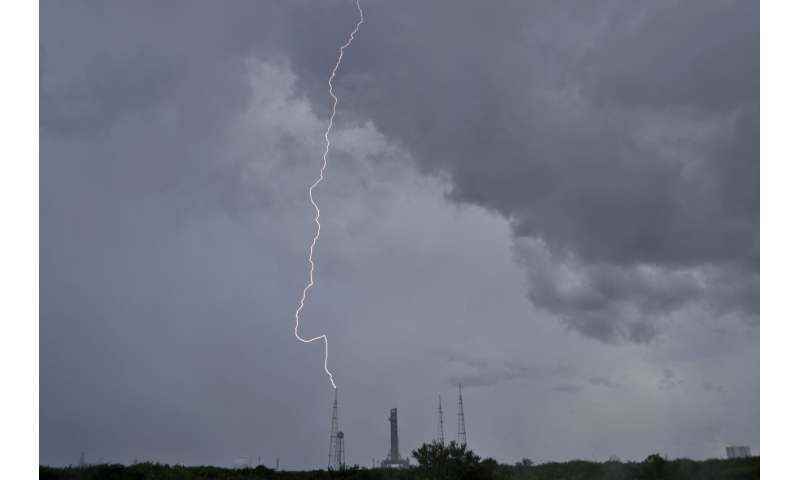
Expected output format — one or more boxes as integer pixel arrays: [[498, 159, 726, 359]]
[[294, 0, 364, 390]]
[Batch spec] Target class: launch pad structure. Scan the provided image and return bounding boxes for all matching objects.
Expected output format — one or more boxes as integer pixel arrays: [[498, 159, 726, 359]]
[[380, 408, 410, 468], [326, 387, 468, 469]]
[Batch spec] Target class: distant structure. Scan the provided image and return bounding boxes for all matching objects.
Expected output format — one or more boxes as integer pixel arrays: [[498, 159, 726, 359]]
[[328, 390, 345, 470], [78, 452, 86, 468], [436, 395, 446, 445], [456, 384, 467, 446], [726, 445, 752, 459], [381, 408, 410, 468]]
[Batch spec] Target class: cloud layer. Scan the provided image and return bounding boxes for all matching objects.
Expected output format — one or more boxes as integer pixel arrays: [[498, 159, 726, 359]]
[[309, 0, 759, 343]]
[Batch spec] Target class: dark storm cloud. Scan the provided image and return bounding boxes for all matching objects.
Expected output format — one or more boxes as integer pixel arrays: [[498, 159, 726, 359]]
[[584, 1, 758, 111], [304, 0, 760, 343], [514, 239, 757, 343]]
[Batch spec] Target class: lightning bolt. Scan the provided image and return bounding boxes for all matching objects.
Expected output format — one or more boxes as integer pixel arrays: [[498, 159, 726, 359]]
[[294, 0, 364, 390]]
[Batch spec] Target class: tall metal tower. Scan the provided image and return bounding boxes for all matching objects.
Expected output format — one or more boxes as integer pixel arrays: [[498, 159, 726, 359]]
[[436, 395, 446, 445], [456, 384, 467, 446], [328, 389, 342, 469], [333, 431, 345, 470]]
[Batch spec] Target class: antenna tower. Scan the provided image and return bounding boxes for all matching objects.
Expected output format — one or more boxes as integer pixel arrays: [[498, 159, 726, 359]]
[[334, 431, 345, 470], [456, 384, 467, 446], [437, 395, 445, 444], [328, 389, 340, 469]]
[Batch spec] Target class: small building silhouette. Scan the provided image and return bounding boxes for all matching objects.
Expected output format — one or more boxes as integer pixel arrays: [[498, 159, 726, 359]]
[[725, 445, 751, 459]]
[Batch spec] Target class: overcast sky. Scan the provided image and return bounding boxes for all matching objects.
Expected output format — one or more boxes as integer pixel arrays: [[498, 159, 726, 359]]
[[40, 0, 758, 468]]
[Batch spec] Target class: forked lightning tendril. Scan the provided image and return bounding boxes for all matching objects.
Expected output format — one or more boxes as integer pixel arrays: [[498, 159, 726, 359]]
[[294, 0, 364, 390]]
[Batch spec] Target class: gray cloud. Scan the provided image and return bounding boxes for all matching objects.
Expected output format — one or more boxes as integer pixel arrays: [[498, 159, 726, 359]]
[[588, 376, 622, 390], [442, 351, 541, 388], [658, 368, 684, 391], [584, 1, 758, 111], [514, 238, 756, 343], [41, 49, 185, 136], [702, 381, 727, 394], [313, 0, 759, 344], [554, 384, 583, 395]]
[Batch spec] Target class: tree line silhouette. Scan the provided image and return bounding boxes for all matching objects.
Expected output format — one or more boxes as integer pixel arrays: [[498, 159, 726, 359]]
[[40, 441, 758, 479]]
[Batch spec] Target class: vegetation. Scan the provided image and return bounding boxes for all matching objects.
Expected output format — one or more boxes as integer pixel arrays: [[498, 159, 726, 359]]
[[412, 441, 495, 480], [40, 444, 759, 480]]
